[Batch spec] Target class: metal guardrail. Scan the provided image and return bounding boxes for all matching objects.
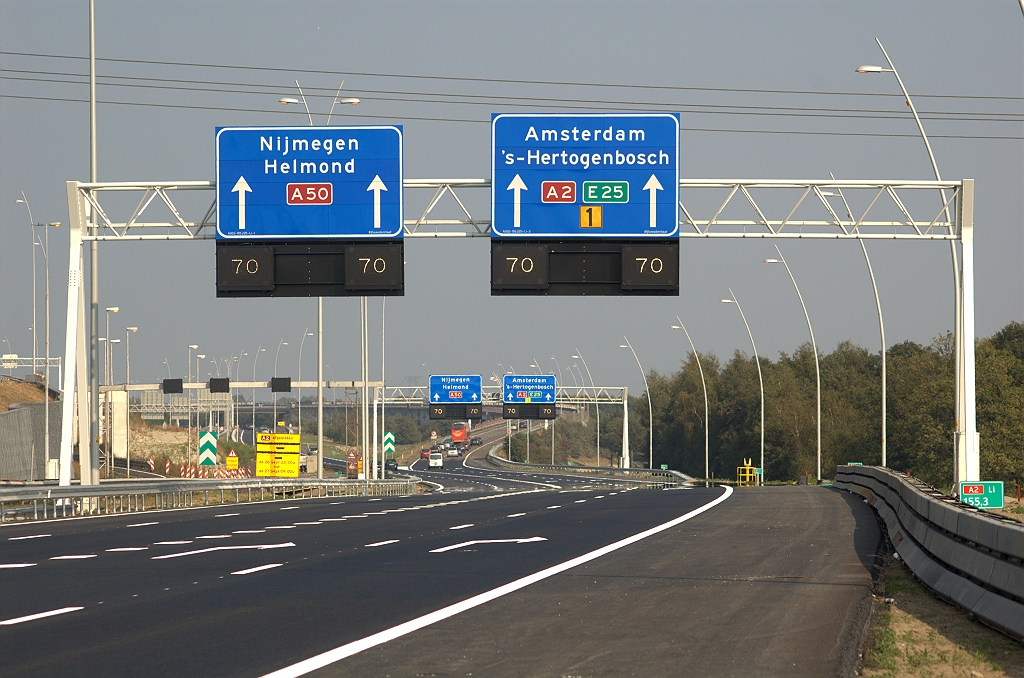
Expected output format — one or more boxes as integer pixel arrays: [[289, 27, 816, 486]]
[[834, 465, 1024, 642], [485, 451, 689, 487], [0, 476, 420, 523]]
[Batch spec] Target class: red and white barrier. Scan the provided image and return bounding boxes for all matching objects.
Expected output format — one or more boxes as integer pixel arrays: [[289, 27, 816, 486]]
[[166, 460, 171, 475]]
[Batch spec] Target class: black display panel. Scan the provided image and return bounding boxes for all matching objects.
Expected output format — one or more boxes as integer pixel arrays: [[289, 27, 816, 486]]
[[270, 377, 292, 393], [503, 403, 556, 420], [216, 240, 404, 297], [491, 240, 678, 296], [208, 378, 230, 393], [429, 404, 482, 420], [162, 378, 183, 394]]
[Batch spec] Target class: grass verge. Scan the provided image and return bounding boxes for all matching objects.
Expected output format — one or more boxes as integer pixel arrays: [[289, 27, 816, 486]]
[[861, 553, 1024, 677]]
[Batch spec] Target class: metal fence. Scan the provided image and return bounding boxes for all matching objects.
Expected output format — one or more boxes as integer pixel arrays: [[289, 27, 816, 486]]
[[834, 465, 1024, 642], [0, 476, 420, 523]]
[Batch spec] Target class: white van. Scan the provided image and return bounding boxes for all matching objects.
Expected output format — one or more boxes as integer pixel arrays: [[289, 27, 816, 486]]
[[428, 451, 444, 469]]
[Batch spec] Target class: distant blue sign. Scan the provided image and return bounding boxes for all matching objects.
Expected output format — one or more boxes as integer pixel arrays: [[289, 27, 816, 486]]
[[503, 374, 556, 403], [429, 375, 482, 403], [216, 126, 403, 239], [491, 113, 679, 238]]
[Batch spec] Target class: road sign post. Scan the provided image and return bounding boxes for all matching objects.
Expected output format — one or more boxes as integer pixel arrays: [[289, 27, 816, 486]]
[[491, 113, 679, 295], [215, 126, 404, 297], [383, 431, 395, 457]]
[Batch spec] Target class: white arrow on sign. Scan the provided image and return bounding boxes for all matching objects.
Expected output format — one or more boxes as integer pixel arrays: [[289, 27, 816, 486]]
[[367, 175, 387, 229], [507, 174, 527, 228], [232, 176, 252, 230], [470, 393, 479, 401], [433, 393, 440, 401], [643, 174, 663, 228], [430, 536, 547, 553], [545, 393, 552, 401]]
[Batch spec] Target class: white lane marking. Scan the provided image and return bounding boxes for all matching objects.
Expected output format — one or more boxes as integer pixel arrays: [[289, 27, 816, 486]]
[[152, 542, 295, 560], [8, 534, 50, 541], [280, 507, 300, 511], [232, 563, 284, 575], [431, 537, 547, 553], [0, 563, 37, 569], [216, 513, 240, 518], [232, 530, 265, 535], [329, 502, 345, 505], [448, 524, 474, 530], [196, 535, 233, 539], [50, 554, 96, 560], [595, 495, 605, 499], [609, 492, 618, 495], [506, 513, 526, 518], [126, 522, 158, 528], [546, 506, 561, 510], [319, 518, 346, 522], [106, 547, 148, 552], [365, 512, 387, 515], [293, 522, 322, 526], [342, 516, 367, 519], [0, 606, 84, 625], [364, 540, 399, 547], [369, 498, 382, 502], [154, 540, 192, 545], [259, 486, 733, 678], [265, 526, 296, 530]]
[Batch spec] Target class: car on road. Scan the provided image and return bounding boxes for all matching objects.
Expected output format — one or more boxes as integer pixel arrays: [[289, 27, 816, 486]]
[[428, 451, 444, 469], [420, 448, 431, 459], [384, 458, 398, 473], [470, 436, 483, 446]]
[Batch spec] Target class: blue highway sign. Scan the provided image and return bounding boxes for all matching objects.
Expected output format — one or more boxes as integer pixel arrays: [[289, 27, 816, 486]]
[[491, 113, 678, 238], [503, 374, 556, 403], [429, 375, 482, 403], [216, 126, 403, 239]]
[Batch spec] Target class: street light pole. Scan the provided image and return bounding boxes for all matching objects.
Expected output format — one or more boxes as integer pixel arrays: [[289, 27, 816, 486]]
[[721, 290, 765, 485], [298, 328, 312, 438], [829, 178, 887, 467], [16, 195, 37, 378], [273, 340, 287, 432], [252, 345, 265, 444], [671, 318, 709, 480], [764, 245, 821, 481], [856, 38, 966, 481], [104, 307, 119, 472], [620, 337, 653, 469], [125, 327, 137, 476], [187, 344, 198, 462], [573, 350, 600, 467]]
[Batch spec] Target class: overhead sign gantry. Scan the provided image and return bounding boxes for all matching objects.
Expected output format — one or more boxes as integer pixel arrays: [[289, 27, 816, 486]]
[[428, 374, 483, 419], [215, 125, 405, 297], [502, 374, 557, 420], [491, 113, 679, 295]]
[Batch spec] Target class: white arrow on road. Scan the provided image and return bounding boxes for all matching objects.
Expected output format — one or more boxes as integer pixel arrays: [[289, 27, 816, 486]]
[[367, 175, 387, 229], [507, 174, 527, 228], [232, 176, 252, 230], [430, 536, 547, 553], [643, 174, 663, 228]]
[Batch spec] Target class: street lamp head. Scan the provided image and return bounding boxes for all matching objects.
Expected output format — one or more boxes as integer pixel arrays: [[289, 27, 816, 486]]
[[279, 97, 301, 105], [571, 354, 580, 359], [670, 325, 680, 329], [98, 337, 106, 342], [720, 299, 734, 304], [335, 97, 360, 105], [127, 327, 138, 332], [196, 354, 206, 359], [110, 339, 121, 344], [106, 307, 119, 313], [188, 344, 198, 350], [855, 64, 884, 73], [764, 258, 780, 264], [619, 345, 629, 349], [306, 332, 314, 336]]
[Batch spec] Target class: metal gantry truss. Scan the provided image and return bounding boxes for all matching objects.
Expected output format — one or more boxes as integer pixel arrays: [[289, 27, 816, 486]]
[[59, 177, 978, 487], [67, 178, 964, 241], [380, 385, 627, 407]]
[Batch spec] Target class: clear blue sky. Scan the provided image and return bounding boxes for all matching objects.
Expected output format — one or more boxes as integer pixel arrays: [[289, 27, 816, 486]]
[[1, 1, 1021, 392]]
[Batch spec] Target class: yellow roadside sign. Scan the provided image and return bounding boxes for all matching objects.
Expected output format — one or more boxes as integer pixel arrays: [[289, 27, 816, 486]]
[[256, 433, 300, 445], [226, 450, 239, 470], [256, 452, 299, 478]]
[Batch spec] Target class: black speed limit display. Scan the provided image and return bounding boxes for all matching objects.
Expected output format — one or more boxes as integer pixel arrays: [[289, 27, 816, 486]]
[[216, 245, 275, 292]]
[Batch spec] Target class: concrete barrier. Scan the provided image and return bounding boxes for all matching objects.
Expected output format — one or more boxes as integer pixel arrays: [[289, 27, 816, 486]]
[[835, 465, 1024, 642]]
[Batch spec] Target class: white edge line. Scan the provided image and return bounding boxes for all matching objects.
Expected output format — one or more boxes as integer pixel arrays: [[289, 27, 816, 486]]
[[364, 540, 399, 547], [126, 522, 159, 527], [260, 485, 733, 678], [8, 534, 51, 540], [0, 606, 84, 625], [232, 563, 284, 575], [0, 563, 37, 569]]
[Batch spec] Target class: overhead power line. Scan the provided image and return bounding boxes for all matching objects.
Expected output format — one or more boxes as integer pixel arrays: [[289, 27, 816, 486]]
[[2, 92, 1020, 140], [2, 50, 1020, 102]]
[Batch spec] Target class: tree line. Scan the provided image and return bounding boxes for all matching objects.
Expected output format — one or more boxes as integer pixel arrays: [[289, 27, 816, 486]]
[[503, 322, 1024, 491]]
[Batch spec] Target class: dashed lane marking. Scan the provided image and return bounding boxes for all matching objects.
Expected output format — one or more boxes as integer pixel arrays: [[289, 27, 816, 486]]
[[216, 513, 240, 518], [0, 607, 84, 626], [232, 563, 284, 575], [0, 563, 37, 569], [126, 522, 159, 528], [364, 540, 399, 547], [154, 540, 192, 545], [152, 543, 295, 560], [8, 534, 50, 541], [448, 524, 474, 530], [506, 513, 526, 518], [106, 547, 148, 552], [50, 555, 96, 560]]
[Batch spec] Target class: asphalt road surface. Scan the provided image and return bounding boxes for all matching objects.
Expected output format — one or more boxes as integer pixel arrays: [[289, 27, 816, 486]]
[[1, 441, 880, 677]]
